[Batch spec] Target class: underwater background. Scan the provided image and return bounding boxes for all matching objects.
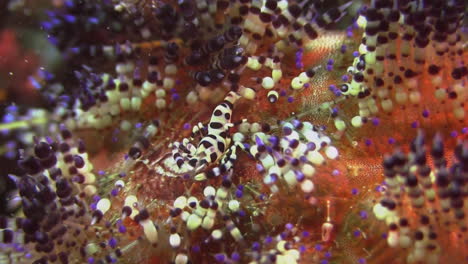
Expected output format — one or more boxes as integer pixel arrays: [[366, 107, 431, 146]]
[[0, 0, 467, 263]]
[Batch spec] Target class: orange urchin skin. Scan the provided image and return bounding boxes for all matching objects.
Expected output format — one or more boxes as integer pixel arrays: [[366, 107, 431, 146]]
[[79, 35, 465, 264]]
